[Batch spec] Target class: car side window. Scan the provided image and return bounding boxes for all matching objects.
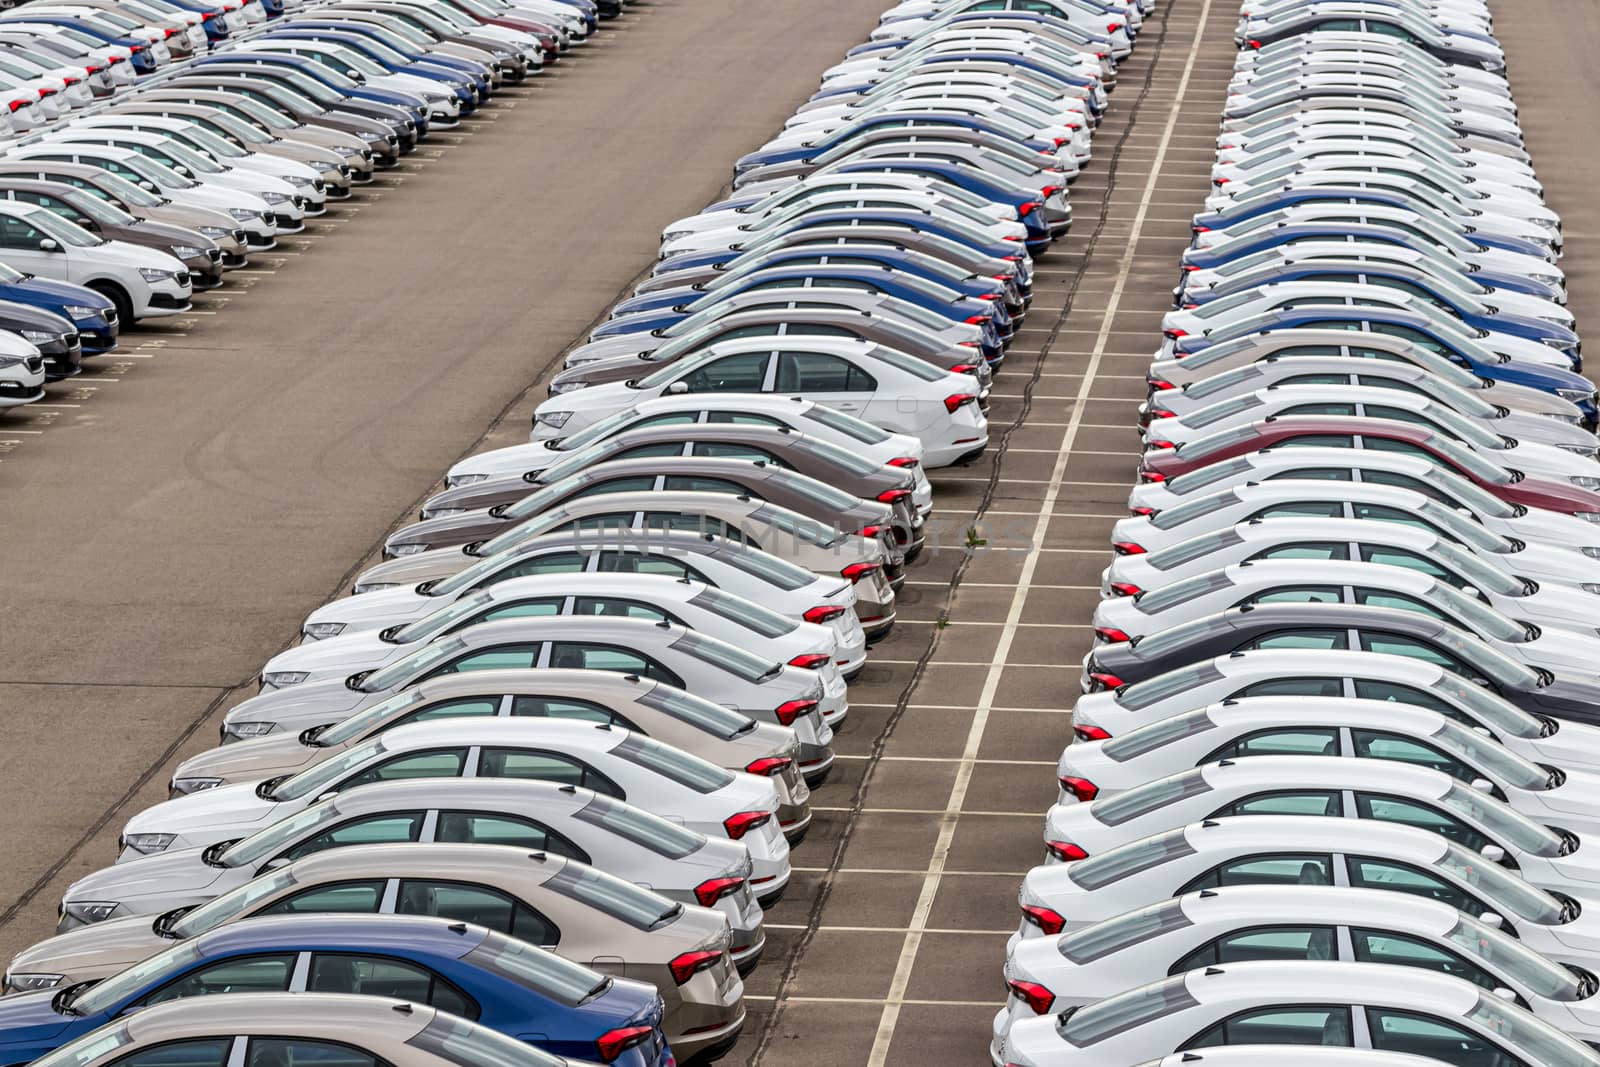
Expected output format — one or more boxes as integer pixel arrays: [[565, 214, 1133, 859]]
[[679, 352, 769, 392], [435, 811, 588, 863], [1354, 794, 1491, 852], [1353, 589, 1447, 620], [547, 642, 683, 686], [570, 596, 673, 623], [775, 352, 875, 392], [573, 475, 657, 498], [1209, 791, 1342, 818], [1272, 434, 1356, 449], [111, 1041, 235, 1067], [10, 191, 82, 221], [1232, 677, 1344, 699], [341, 751, 467, 790], [258, 881, 386, 916], [1263, 468, 1353, 482], [280, 813, 427, 863], [1352, 930, 1506, 995], [1204, 728, 1340, 761], [1347, 856, 1487, 913], [477, 747, 624, 799], [661, 475, 752, 495], [0, 213, 44, 250], [611, 443, 687, 461], [481, 552, 589, 584], [1279, 403, 1358, 418], [1184, 1005, 1353, 1050], [245, 1039, 385, 1067], [1239, 586, 1344, 606], [476, 599, 564, 624], [1170, 925, 1336, 974], [693, 442, 788, 466], [432, 643, 544, 674], [400, 697, 502, 727], [1351, 731, 1476, 781], [512, 695, 638, 730], [1252, 502, 1345, 519], [643, 512, 736, 540], [1181, 854, 1334, 893], [705, 410, 785, 427], [394, 879, 558, 948], [306, 953, 476, 1021], [596, 550, 704, 580], [1351, 681, 1472, 724], [629, 413, 699, 429], [1249, 542, 1350, 562], [1361, 438, 1438, 461], [140, 954, 297, 1007], [1242, 629, 1349, 652], [1366, 1009, 1523, 1064]]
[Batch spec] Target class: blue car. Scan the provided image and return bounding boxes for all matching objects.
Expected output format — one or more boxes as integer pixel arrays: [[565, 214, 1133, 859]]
[[193, 53, 432, 137], [669, 205, 1025, 264], [160, 0, 235, 43], [734, 112, 1060, 176], [0, 263, 118, 355], [1171, 305, 1598, 426], [0, 914, 670, 1067], [281, 21, 494, 95], [257, 30, 481, 109], [7, 18, 160, 74]]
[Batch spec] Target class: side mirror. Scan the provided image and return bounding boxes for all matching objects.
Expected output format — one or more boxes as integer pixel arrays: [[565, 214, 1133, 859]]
[[37, 237, 58, 252], [1479, 911, 1503, 929], [77, 218, 99, 233], [1492, 986, 1517, 1002], [665, 380, 689, 395], [1480, 843, 1507, 864], [1472, 725, 1493, 738], [174, 166, 193, 178], [139, 181, 158, 192], [1471, 777, 1495, 794]]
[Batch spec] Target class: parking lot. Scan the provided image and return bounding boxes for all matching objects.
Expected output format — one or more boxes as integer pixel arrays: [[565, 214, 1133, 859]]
[[1, 0, 1595, 1063]]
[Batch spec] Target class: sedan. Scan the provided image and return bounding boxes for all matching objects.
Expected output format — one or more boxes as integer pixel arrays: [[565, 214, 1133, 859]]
[[0, 340, 44, 407]]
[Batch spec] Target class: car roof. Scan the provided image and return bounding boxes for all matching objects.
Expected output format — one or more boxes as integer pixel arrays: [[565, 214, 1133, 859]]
[[382, 713, 637, 753], [122, 992, 436, 1042], [309, 775, 601, 814], [280, 842, 570, 885], [197, 912, 488, 958], [1186, 813, 1451, 858], [1178, 883, 1457, 935], [398, 666, 660, 703], [1183, 960, 1483, 1012], [1192, 752, 1456, 799], [1209, 646, 1444, 682]]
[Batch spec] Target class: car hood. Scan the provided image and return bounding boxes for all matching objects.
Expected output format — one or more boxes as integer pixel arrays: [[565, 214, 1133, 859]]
[[353, 547, 479, 592], [122, 781, 281, 839], [0, 991, 75, 1045], [10, 276, 107, 308], [8, 916, 169, 985], [64, 846, 233, 906], [262, 630, 402, 681], [223, 677, 371, 727], [86, 238, 188, 273], [175, 730, 324, 786], [305, 586, 436, 634], [128, 218, 218, 247]]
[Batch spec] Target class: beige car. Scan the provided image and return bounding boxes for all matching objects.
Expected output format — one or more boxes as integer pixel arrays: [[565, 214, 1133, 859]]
[[12, 844, 746, 1060], [192, 669, 814, 840], [25, 993, 577, 1067]]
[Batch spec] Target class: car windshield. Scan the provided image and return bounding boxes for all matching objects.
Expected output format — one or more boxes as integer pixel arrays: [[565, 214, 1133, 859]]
[[555, 406, 642, 452], [25, 209, 100, 248], [176, 124, 248, 161], [800, 402, 894, 443], [464, 931, 609, 1006], [477, 509, 580, 558], [392, 590, 497, 645], [1149, 488, 1241, 529], [1067, 827, 1199, 891], [1436, 843, 1565, 924], [1420, 401, 1503, 451], [202, 110, 273, 145], [672, 629, 780, 684], [169, 869, 300, 938], [638, 685, 756, 740], [1057, 899, 1194, 965], [1426, 581, 1527, 644], [317, 688, 430, 747], [1424, 540, 1522, 596], [28, 1026, 134, 1067], [1102, 709, 1217, 762], [637, 350, 717, 390], [271, 737, 389, 801], [150, 137, 225, 176], [501, 476, 586, 522], [1056, 975, 1200, 1047], [545, 862, 682, 931], [1424, 433, 1514, 485], [70, 941, 205, 1016], [118, 151, 197, 191], [1466, 994, 1600, 1067], [219, 799, 347, 866], [0, 260, 21, 284], [59, 188, 137, 227], [1444, 914, 1581, 1000], [1422, 620, 1539, 688], [362, 636, 469, 692], [1440, 783, 1565, 858], [1433, 719, 1549, 792], [572, 794, 704, 859], [75, 166, 165, 208], [1415, 500, 1513, 553], [407, 1011, 566, 1067], [687, 586, 796, 639]]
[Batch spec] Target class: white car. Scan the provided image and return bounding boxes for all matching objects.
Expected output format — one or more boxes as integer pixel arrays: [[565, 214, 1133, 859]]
[[0, 336, 44, 406], [299, 529, 866, 676], [236, 614, 838, 766], [996, 885, 1594, 1054], [1009, 816, 1590, 948], [117, 717, 794, 900], [529, 337, 988, 468], [1129, 1051, 1446, 1067], [258, 572, 851, 705], [53, 778, 764, 965], [0, 200, 191, 322], [1211, 134, 1538, 192], [1001, 961, 1600, 1067], [1043, 756, 1600, 874]]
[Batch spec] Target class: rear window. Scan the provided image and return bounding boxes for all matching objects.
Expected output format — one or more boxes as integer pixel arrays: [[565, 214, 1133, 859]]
[[713, 541, 814, 589], [1102, 710, 1217, 762], [1091, 770, 1213, 828], [801, 403, 893, 443], [1068, 828, 1198, 891], [544, 863, 682, 931], [672, 629, 780, 684], [865, 343, 946, 381], [1149, 489, 1240, 530], [1120, 663, 1224, 712], [1164, 457, 1255, 497], [406, 1014, 564, 1067], [1146, 529, 1244, 570], [1135, 571, 1234, 614], [750, 503, 841, 548], [1056, 975, 1200, 1047], [572, 794, 703, 859], [610, 733, 736, 794], [1176, 424, 1261, 460], [1059, 900, 1194, 965], [463, 931, 609, 1006], [638, 685, 757, 741], [769, 468, 862, 512], [688, 586, 797, 639]]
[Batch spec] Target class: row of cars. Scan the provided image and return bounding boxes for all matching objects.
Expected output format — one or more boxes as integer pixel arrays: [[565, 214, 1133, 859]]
[[991, 1, 1600, 1066], [0, 0, 603, 409], [0, 0, 1153, 1066]]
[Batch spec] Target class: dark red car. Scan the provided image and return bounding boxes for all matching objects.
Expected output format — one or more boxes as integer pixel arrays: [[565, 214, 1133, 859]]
[[1138, 415, 1600, 516]]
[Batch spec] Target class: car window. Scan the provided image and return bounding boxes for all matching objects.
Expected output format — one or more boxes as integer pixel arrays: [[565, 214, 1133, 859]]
[[547, 641, 682, 686], [478, 600, 563, 624], [1366, 1009, 1524, 1064], [1243, 629, 1349, 651], [1353, 731, 1475, 781], [395, 880, 557, 948], [258, 881, 386, 917], [109, 1041, 231, 1067], [775, 351, 876, 392], [1182, 854, 1334, 892], [1171, 925, 1337, 974], [1266, 468, 1354, 482], [1355, 793, 1491, 851], [343, 751, 467, 791], [679, 351, 769, 392], [435, 812, 587, 862], [571, 596, 672, 624], [140, 954, 297, 1006], [511, 695, 634, 728], [1233, 677, 1343, 699], [1205, 728, 1340, 760], [430, 644, 544, 675], [307, 953, 476, 1020], [1352, 929, 1503, 994], [478, 747, 623, 799], [1251, 542, 1351, 562], [1210, 791, 1342, 818], [1240, 585, 1344, 605], [245, 1040, 383, 1067], [400, 697, 502, 728], [643, 513, 736, 540], [1185, 1005, 1352, 1050], [0, 212, 45, 249], [281, 812, 426, 863], [476, 552, 589, 586], [596, 550, 702, 580], [1348, 856, 1486, 914]]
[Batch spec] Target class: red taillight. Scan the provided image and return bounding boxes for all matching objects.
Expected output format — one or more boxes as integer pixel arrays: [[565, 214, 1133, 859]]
[[944, 393, 979, 413], [1108, 582, 1142, 598], [773, 699, 817, 727], [6, 100, 21, 112], [596, 1026, 653, 1063], [1248, 37, 1262, 48], [860, 524, 885, 539], [61, 76, 79, 86], [744, 756, 792, 779], [1095, 626, 1131, 643], [1087, 672, 1124, 690], [1107, 21, 1122, 32], [788, 653, 831, 671], [1019, 199, 1043, 215], [841, 561, 879, 583], [130, 45, 145, 53], [1130, 506, 1156, 517], [668, 949, 723, 985], [951, 363, 979, 374], [803, 605, 846, 624], [85, 63, 104, 73], [694, 876, 745, 907], [1213, 177, 1230, 185], [1193, 224, 1211, 233], [164, 27, 179, 37], [1112, 541, 1145, 555], [1183, 264, 1201, 272], [888, 456, 919, 469], [877, 488, 912, 505], [1040, 184, 1060, 199], [1007, 978, 1056, 1016], [1060, 776, 1099, 802], [1046, 841, 1089, 863], [1164, 328, 1188, 339], [1148, 409, 1176, 420], [1140, 470, 1166, 483], [1147, 439, 1175, 450], [37, 88, 55, 98], [201, 9, 215, 18], [1148, 378, 1175, 391], [964, 314, 991, 325], [1021, 904, 1066, 935], [957, 340, 980, 348], [109, 55, 126, 64], [723, 810, 772, 841]]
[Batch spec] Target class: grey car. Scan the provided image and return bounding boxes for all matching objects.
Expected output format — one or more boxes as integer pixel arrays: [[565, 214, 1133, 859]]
[[134, 85, 387, 176], [383, 456, 905, 582], [52, 778, 767, 970], [419, 423, 923, 555]]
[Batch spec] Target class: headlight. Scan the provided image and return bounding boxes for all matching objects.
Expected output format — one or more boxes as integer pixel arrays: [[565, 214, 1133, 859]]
[[261, 671, 309, 688], [447, 473, 491, 486], [354, 581, 400, 592], [662, 229, 693, 242], [1578, 513, 1600, 524], [63, 899, 121, 924], [197, 225, 232, 239], [260, 192, 291, 205], [18, 330, 53, 343], [120, 833, 176, 856], [1542, 337, 1573, 350], [1560, 444, 1600, 459], [5, 973, 64, 993], [0, 355, 23, 369], [138, 268, 177, 283], [1539, 316, 1573, 326], [1557, 389, 1596, 403], [64, 305, 101, 319], [389, 543, 429, 557], [169, 776, 223, 795], [227, 208, 261, 221], [226, 721, 278, 739], [171, 245, 207, 259], [303, 622, 346, 640], [285, 175, 313, 187], [358, 130, 383, 142], [1547, 413, 1583, 425], [536, 411, 573, 429], [1572, 477, 1600, 490], [331, 146, 359, 157], [548, 380, 588, 395], [426, 507, 466, 518], [1583, 584, 1600, 595], [310, 159, 338, 171]]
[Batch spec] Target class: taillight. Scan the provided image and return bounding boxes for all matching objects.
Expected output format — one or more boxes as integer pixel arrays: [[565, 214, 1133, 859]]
[[841, 562, 879, 584], [860, 524, 885, 539], [164, 27, 179, 37], [788, 653, 831, 671], [6, 100, 21, 112], [1213, 177, 1230, 185], [85, 63, 104, 73], [723, 810, 772, 840], [744, 756, 792, 778], [1021, 904, 1065, 935], [1164, 328, 1187, 339], [1147, 439, 1175, 450], [1007, 978, 1056, 1016], [951, 364, 979, 374], [1060, 776, 1099, 802], [773, 699, 818, 726], [944, 393, 979, 413], [38, 88, 55, 98], [888, 457, 919, 469], [1112, 541, 1145, 555], [1108, 582, 1142, 597], [803, 605, 846, 624], [1087, 672, 1124, 690], [1140, 470, 1167, 483], [1095, 626, 1131, 643], [1107, 21, 1122, 32], [1046, 842, 1088, 863], [596, 1025, 653, 1063], [1075, 725, 1112, 742], [1148, 409, 1176, 420], [1247, 37, 1262, 48], [964, 314, 991, 325], [1182, 264, 1201, 272], [1019, 199, 1043, 215], [1193, 224, 1210, 232], [1002, 234, 1023, 242], [130, 44, 145, 53], [62, 76, 79, 86], [668, 949, 723, 985], [1148, 378, 1175, 391], [109, 55, 126, 64], [878, 488, 912, 505], [1130, 506, 1156, 517], [694, 876, 745, 907], [1040, 184, 1060, 199]]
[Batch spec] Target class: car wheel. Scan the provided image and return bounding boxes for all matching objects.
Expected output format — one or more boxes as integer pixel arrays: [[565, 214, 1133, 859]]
[[87, 281, 135, 328]]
